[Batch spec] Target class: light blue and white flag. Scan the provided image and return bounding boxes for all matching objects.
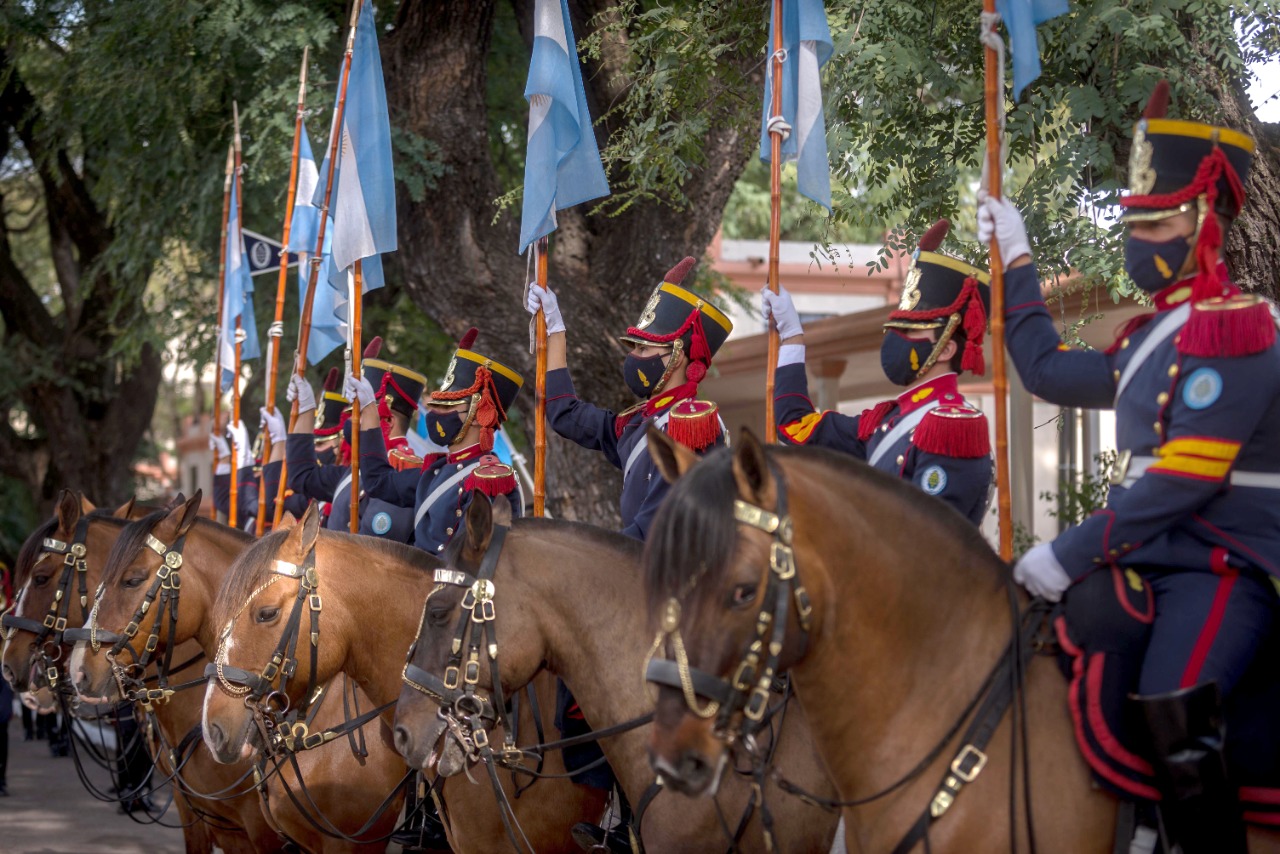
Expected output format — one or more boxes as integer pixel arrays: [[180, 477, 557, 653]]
[[220, 179, 259, 393], [518, 0, 610, 254], [996, 0, 1068, 99], [297, 220, 348, 365], [760, 0, 833, 213], [288, 122, 321, 254]]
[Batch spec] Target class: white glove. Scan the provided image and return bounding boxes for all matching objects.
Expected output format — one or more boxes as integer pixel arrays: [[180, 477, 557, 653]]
[[1013, 543, 1072, 602], [209, 432, 231, 471], [526, 285, 566, 335], [286, 374, 316, 414], [976, 194, 1032, 269], [228, 421, 253, 469], [760, 286, 804, 340], [260, 406, 287, 445], [344, 374, 376, 409]]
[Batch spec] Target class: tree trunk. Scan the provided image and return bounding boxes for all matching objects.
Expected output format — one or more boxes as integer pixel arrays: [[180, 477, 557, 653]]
[[384, 0, 755, 527]]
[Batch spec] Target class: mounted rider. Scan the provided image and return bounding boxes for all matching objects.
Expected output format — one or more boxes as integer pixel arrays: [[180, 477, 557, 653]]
[[981, 81, 1279, 852], [762, 219, 995, 526], [209, 413, 282, 532]]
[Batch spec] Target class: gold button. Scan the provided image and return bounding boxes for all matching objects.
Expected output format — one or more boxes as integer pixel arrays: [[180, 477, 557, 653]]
[[1168, 364, 1179, 377], [896, 455, 904, 466], [1121, 543, 1131, 550], [1154, 422, 1163, 434], [437, 545, 445, 552], [1113, 369, 1121, 382], [1156, 392, 1169, 405], [456, 509, 463, 518], [1120, 338, 1130, 349], [1109, 548, 1119, 557], [446, 527, 454, 536]]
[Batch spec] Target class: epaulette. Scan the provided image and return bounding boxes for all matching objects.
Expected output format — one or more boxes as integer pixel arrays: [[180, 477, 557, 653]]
[[667, 400, 722, 452], [1177, 294, 1277, 358], [420, 452, 445, 470], [465, 455, 517, 498], [856, 400, 897, 442], [912, 405, 990, 458], [388, 447, 424, 472]]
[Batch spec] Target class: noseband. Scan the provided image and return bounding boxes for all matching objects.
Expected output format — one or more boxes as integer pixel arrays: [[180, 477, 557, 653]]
[[1, 517, 92, 690], [401, 524, 524, 764], [645, 465, 812, 737]]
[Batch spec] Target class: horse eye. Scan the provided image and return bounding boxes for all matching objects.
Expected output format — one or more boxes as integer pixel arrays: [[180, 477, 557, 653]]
[[256, 606, 280, 623], [33, 574, 51, 587], [729, 583, 757, 609], [427, 608, 451, 628], [123, 576, 146, 589]]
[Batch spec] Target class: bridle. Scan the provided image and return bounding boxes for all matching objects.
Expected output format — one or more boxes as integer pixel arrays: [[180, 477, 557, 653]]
[[645, 464, 812, 738], [1, 517, 92, 691], [401, 524, 523, 765]]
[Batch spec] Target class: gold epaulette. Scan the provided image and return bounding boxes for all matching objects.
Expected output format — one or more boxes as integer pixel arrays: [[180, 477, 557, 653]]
[[1177, 294, 1277, 358], [667, 399, 722, 452]]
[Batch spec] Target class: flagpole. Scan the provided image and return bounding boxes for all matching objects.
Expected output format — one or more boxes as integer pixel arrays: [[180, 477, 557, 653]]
[[211, 144, 234, 519], [282, 5, 360, 515], [230, 101, 245, 529], [763, 0, 785, 444], [982, 7, 1013, 561], [260, 48, 309, 536], [349, 261, 364, 534], [532, 237, 549, 516]]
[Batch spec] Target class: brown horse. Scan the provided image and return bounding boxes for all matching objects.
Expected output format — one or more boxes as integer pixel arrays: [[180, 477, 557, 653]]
[[201, 501, 608, 853], [641, 431, 1280, 853], [393, 492, 841, 852], [70, 493, 401, 854]]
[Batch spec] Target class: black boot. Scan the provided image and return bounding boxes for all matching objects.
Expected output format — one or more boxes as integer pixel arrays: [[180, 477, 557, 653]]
[[572, 789, 634, 854], [390, 774, 450, 852], [1137, 682, 1246, 854]]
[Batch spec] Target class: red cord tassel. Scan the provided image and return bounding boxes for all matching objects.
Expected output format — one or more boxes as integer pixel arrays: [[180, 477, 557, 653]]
[[912, 407, 991, 458], [857, 400, 897, 442], [465, 457, 516, 497], [1177, 296, 1276, 358], [667, 400, 721, 451]]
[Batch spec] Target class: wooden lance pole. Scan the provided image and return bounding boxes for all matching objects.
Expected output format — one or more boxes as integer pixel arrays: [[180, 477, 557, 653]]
[[211, 143, 233, 519], [230, 101, 245, 529], [982, 7, 1014, 561], [532, 237, 549, 517], [259, 47, 309, 537], [277, 6, 359, 525], [763, 0, 785, 444], [349, 261, 363, 534]]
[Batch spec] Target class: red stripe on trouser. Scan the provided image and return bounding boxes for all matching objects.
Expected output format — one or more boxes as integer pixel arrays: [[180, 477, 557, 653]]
[[1180, 548, 1238, 689]]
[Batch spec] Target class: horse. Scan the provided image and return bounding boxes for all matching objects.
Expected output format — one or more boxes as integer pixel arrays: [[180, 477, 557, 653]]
[[640, 430, 1280, 853], [201, 500, 609, 853], [393, 490, 841, 852], [2, 489, 221, 853], [68, 492, 414, 854]]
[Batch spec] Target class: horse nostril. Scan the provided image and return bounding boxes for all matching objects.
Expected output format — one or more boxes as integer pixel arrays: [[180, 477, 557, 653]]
[[207, 722, 226, 753], [393, 725, 413, 757], [679, 750, 709, 782]]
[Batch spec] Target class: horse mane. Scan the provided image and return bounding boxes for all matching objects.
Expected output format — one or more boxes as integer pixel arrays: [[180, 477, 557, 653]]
[[103, 510, 252, 589], [644, 443, 1006, 618], [13, 508, 125, 588], [510, 517, 644, 560]]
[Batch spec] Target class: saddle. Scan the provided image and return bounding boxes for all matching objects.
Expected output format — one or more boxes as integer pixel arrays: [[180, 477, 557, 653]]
[[1053, 566, 1280, 826]]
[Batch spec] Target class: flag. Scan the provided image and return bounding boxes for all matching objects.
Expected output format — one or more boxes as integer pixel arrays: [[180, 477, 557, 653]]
[[760, 0, 833, 213], [297, 220, 347, 365], [518, 0, 610, 254], [288, 122, 321, 254], [220, 179, 259, 393], [241, 229, 300, 277], [327, 0, 395, 278], [997, 0, 1069, 99]]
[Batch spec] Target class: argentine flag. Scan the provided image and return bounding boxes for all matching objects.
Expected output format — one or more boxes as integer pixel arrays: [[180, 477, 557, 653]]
[[288, 123, 321, 255], [297, 221, 349, 365], [518, 0, 610, 254], [996, 0, 1068, 99], [220, 179, 259, 393], [760, 0, 833, 213]]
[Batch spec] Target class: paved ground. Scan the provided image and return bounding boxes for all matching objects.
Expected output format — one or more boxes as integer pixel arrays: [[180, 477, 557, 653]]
[[1, 710, 185, 854]]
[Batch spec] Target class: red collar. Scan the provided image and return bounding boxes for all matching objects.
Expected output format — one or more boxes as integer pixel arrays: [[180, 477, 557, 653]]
[[448, 443, 484, 463], [1153, 264, 1235, 311], [896, 373, 961, 416], [387, 435, 410, 453]]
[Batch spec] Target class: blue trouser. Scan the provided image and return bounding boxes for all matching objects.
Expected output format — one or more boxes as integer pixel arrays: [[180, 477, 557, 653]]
[[1138, 567, 1279, 696], [554, 680, 614, 791]]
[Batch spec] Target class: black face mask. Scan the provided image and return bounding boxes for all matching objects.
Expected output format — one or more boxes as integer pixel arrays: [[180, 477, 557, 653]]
[[342, 419, 353, 445], [316, 446, 337, 467], [623, 352, 669, 398], [425, 411, 464, 445], [880, 329, 935, 387], [1124, 234, 1192, 293]]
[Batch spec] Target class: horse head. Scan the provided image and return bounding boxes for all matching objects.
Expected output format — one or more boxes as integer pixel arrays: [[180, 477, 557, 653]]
[[71, 492, 203, 702], [394, 490, 516, 778], [643, 429, 817, 797]]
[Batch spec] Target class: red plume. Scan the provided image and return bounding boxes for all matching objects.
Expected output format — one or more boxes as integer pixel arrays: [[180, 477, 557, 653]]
[[363, 336, 383, 359], [458, 327, 478, 351], [1143, 81, 1170, 119], [664, 256, 697, 285], [917, 219, 950, 252], [322, 367, 340, 392]]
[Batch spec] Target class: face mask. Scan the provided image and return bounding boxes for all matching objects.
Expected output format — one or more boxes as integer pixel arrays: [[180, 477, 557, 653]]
[[880, 330, 935, 387], [1124, 234, 1192, 293], [316, 446, 336, 467], [342, 419, 353, 445], [623, 352, 669, 398], [425, 411, 464, 445]]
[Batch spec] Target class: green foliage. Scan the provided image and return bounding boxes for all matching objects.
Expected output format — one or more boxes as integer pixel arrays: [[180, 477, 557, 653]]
[[1040, 449, 1119, 526], [721, 158, 883, 243]]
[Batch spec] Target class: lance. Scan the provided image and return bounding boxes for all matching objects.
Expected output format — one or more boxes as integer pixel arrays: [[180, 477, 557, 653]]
[[349, 262, 363, 534], [982, 8, 1013, 560], [259, 47, 309, 537], [532, 236, 549, 517], [763, 0, 785, 444], [278, 4, 359, 525], [230, 101, 245, 529], [211, 143, 233, 519]]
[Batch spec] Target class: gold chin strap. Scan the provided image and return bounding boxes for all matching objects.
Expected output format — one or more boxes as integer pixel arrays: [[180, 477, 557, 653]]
[[913, 313, 962, 382]]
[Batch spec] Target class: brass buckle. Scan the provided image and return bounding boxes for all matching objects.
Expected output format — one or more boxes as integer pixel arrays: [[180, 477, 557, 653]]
[[950, 744, 988, 783], [308, 593, 323, 612], [444, 666, 460, 690], [744, 681, 770, 721], [1109, 449, 1132, 486], [53, 616, 67, 632], [770, 543, 796, 580], [464, 659, 480, 685], [473, 725, 490, 749]]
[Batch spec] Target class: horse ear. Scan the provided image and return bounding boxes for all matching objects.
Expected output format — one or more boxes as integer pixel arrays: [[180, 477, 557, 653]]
[[112, 496, 137, 519], [298, 500, 321, 558], [165, 492, 186, 512], [276, 510, 299, 532], [78, 493, 97, 514], [490, 494, 512, 529], [647, 424, 698, 484], [55, 489, 81, 531], [732, 429, 776, 507], [462, 491, 494, 560], [282, 502, 316, 556], [172, 491, 204, 539]]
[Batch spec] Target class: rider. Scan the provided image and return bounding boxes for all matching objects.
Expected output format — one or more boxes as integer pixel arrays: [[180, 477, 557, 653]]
[[761, 219, 994, 526], [980, 82, 1278, 852], [526, 256, 733, 852], [209, 414, 278, 531], [260, 367, 347, 525]]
